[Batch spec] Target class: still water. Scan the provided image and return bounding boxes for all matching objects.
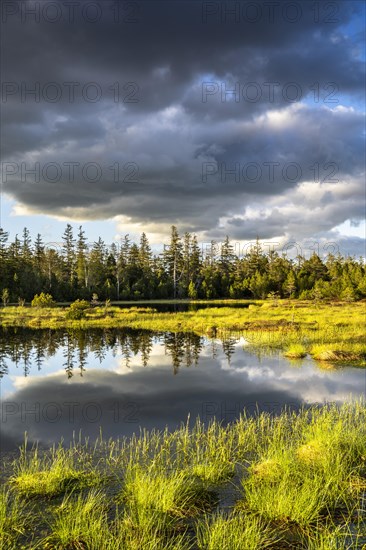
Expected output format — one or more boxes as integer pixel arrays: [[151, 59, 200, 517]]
[[0, 328, 365, 451]]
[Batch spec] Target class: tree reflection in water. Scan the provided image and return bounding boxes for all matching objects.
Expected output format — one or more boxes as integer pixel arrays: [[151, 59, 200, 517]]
[[0, 328, 241, 379]]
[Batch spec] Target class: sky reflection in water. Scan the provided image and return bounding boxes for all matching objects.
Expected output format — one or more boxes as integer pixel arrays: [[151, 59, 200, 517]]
[[0, 329, 365, 450]]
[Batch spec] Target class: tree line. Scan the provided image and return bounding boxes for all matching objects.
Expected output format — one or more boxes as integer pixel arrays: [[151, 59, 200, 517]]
[[0, 225, 365, 303]]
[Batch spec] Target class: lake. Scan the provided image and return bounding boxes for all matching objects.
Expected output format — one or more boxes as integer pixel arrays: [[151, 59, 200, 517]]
[[1, 327, 365, 452]]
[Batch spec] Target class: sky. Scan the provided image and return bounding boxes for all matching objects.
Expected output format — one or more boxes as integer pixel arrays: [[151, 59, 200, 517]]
[[1, 0, 365, 257]]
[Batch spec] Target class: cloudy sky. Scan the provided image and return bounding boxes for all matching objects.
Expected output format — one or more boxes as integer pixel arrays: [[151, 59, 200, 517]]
[[1, 0, 365, 255]]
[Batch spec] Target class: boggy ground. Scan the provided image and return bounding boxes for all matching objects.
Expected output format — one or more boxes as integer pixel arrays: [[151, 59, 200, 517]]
[[1, 401, 366, 549], [0, 300, 365, 366]]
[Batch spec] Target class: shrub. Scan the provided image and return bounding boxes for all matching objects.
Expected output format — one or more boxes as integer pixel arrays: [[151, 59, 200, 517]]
[[340, 286, 357, 302], [66, 299, 90, 320], [31, 293, 55, 308]]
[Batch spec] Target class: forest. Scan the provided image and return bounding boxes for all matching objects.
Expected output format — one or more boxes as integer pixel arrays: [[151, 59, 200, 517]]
[[0, 225, 365, 303]]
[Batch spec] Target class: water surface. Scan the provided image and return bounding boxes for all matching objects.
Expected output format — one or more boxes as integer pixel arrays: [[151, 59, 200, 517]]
[[1, 328, 365, 451]]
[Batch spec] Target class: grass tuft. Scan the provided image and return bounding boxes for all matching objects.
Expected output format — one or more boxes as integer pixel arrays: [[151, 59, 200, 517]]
[[121, 463, 216, 531], [283, 343, 307, 358], [0, 488, 33, 549], [41, 490, 107, 549], [10, 443, 103, 498], [196, 512, 281, 550]]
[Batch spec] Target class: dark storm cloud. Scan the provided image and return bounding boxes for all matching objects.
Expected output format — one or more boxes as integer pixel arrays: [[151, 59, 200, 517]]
[[1, 0, 365, 248]]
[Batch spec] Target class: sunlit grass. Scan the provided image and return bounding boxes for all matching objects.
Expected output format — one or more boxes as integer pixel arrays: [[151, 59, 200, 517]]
[[2, 400, 366, 548], [187, 420, 237, 486], [283, 343, 307, 358], [112, 511, 192, 550], [240, 402, 366, 529], [10, 441, 104, 498], [41, 490, 108, 549], [120, 463, 216, 533], [1, 301, 365, 364], [196, 511, 280, 549], [301, 516, 366, 550], [243, 453, 352, 527], [0, 488, 33, 549]]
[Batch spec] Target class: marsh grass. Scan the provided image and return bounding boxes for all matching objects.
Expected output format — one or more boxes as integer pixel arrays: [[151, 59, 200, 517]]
[[297, 405, 366, 469], [283, 343, 307, 358], [301, 514, 366, 550], [1, 301, 365, 364], [37, 489, 193, 550], [241, 403, 366, 530], [243, 456, 351, 527], [185, 420, 237, 486], [112, 516, 192, 550], [2, 401, 366, 548], [10, 440, 104, 498], [0, 488, 33, 549], [40, 490, 108, 549], [196, 511, 281, 549], [120, 462, 217, 533], [309, 344, 365, 362]]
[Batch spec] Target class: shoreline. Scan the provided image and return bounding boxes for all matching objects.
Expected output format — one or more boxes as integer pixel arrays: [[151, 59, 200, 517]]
[[0, 300, 365, 365]]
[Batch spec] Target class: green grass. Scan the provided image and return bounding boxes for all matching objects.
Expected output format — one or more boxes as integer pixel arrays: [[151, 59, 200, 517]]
[[10, 440, 104, 498], [0, 488, 33, 549], [1, 401, 366, 548], [120, 463, 216, 529], [111, 515, 192, 550], [185, 420, 237, 486], [240, 402, 366, 530], [41, 490, 108, 549], [38, 488, 193, 550], [1, 300, 365, 365], [283, 343, 307, 358], [196, 512, 280, 549], [243, 453, 351, 527]]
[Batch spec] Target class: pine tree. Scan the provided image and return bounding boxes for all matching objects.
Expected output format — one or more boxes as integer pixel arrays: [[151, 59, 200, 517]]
[[126, 243, 141, 296], [284, 270, 297, 298], [116, 235, 131, 299], [0, 228, 9, 290], [163, 226, 184, 298], [190, 235, 201, 283], [33, 234, 45, 269], [32, 234, 45, 294], [219, 236, 236, 295], [76, 226, 89, 291], [89, 238, 107, 295], [139, 233, 153, 297], [246, 238, 267, 276], [62, 224, 76, 290], [0, 225, 363, 302]]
